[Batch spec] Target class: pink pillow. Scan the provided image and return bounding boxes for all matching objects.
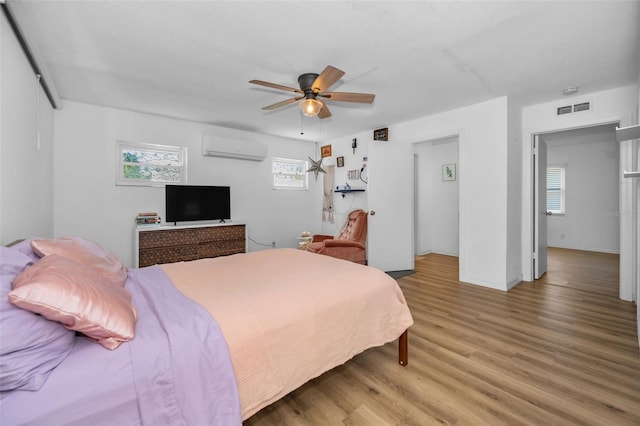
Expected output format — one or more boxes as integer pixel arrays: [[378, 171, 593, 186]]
[[31, 237, 127, 288], [9, 254, 136, 350]]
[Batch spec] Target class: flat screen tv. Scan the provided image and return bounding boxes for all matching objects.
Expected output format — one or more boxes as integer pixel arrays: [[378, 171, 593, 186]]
[[165, 185, 230, 224]]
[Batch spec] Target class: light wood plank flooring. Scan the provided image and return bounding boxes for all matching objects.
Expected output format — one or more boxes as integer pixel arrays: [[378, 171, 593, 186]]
[[245, 250, 640, 425], [543, 247, 620, 297]]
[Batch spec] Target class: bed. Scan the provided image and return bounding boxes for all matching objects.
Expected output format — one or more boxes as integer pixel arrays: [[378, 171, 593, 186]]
[[0, 238, 413, 424]]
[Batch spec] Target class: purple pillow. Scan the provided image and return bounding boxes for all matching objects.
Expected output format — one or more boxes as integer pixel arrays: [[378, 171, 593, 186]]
[[8, 239, 41, 262], [0, 247, 76, 391]]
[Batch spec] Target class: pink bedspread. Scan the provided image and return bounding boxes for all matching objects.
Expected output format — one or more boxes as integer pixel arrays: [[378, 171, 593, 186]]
[[161, 248, 413, 420]]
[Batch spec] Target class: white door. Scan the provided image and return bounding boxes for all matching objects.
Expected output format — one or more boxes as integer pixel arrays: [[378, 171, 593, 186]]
[[534, 135, 548, 279], [367, 139, 414, 271]]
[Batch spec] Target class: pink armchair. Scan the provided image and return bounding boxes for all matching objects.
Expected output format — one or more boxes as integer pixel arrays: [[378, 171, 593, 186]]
[[306, 209, 368, 264]]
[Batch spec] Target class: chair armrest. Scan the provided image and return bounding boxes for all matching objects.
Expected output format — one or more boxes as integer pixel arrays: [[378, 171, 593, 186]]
[[322, 240, 366, 250], [311, 234, 334, 243]]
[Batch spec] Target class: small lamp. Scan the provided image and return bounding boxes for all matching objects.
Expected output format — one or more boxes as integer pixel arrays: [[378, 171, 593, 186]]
[[300, 98, 323, 117]]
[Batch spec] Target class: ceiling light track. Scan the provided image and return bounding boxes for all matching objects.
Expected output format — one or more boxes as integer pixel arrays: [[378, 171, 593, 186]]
[[2, 2, 61, 109]]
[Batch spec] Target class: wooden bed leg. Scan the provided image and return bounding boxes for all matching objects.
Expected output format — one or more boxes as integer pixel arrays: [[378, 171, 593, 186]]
[[399, 329, 408, 366]]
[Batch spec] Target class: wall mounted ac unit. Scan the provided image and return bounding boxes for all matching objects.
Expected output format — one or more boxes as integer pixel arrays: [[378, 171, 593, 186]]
[[202, 134, 267, 161]]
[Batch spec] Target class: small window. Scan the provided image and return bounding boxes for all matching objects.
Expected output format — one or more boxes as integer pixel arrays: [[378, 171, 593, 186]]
[[272, 157, 308, 190], [547, 166, 565, 214], [116, 141, 187, 186]]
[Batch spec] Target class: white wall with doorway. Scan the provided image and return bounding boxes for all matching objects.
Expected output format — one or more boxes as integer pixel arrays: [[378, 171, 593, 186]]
[[546, 138, 620, 253], [414, 137, 459, 256], [324, 97, 514, 289], [521, 84, 638, 301]]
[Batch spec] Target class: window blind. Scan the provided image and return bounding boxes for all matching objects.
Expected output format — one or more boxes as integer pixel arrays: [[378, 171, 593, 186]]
[[547, 167, 565, 213]]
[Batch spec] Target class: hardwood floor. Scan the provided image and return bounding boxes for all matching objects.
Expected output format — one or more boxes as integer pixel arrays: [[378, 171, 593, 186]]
[[244, 251, 640, 425], [542, 247, 620, 297]]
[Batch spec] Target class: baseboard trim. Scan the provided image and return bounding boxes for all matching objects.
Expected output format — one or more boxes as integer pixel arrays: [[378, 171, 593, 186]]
[[416, 250, 459, 257], [548, 245, 620, 255], [507, 275, 524, 290]]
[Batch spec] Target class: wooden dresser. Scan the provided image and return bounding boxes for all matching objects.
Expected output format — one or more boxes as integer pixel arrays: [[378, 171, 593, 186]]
[[135, 223, 246, 267]]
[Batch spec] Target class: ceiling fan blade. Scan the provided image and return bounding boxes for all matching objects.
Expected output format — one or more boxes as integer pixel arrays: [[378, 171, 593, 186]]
[[318, 101, 332, 119], [262, 96, 304, 110], [312, 65, 345, 93], [249, 79, 303, 94], [321, 92, 375, 103]]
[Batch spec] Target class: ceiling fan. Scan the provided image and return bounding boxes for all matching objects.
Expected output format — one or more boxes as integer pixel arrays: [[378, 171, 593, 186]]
[[249, 65, 375, 119]]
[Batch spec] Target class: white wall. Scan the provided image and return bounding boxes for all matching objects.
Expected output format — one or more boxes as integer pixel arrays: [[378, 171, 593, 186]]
[[546, 139, 620, 253], [0, 12, 55, 245], [635, 78, 639, 348], [53, 101, 323, 267], [320, 137, 369, 237], [506, 98, 523, 287], [521, 85, 639, 302], [396, 97, 514, 289], [414, 137, 459, 256]]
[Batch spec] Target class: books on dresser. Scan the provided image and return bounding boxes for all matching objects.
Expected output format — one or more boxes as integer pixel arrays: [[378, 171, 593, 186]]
[[136, 212, 161, 226]]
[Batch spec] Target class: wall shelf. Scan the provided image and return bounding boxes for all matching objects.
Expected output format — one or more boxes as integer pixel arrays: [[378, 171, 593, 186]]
[[616, 126, 639, 179], [616, 124, 640, 143], [335, 189, 365, 198]]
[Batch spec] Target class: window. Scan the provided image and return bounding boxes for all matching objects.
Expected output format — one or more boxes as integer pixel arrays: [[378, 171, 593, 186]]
[[116, 141, 187, 186], [272, 157, 308, 190], [547, 166, 565, 214]]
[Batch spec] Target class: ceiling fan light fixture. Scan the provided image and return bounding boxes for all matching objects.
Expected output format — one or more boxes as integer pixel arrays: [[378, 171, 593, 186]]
[[300, 98, 323, 117], [250, 65, 372, 120]]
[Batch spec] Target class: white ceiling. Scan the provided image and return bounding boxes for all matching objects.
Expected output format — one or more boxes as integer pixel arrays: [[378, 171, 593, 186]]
[[7, 0, 640, 142]]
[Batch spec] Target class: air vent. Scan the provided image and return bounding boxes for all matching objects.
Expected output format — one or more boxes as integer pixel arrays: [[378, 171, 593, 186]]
[[573, 102, 590, 112], [556, 101, 591, 116]]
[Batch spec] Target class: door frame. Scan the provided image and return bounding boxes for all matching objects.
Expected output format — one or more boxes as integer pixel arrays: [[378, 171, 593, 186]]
[[411, 133, 463, 280], [523, 119, 634, 301], [532, 135, 548, 279], [413, 136, 460, 258]]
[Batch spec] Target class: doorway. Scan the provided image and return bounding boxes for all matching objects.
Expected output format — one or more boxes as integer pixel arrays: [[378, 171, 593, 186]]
[[413, 136, 460, 259], [532, 123, 620, 291]]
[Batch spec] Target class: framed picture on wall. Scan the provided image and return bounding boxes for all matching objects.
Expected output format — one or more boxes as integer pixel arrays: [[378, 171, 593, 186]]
[[373, 127, 388, 141], [321, 144, 332, 158], [336, 156, 344, 167], [442, 164, 456, 181]]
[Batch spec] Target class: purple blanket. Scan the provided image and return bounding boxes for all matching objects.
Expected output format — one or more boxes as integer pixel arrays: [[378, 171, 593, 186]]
[[1, 265, 241, 425]]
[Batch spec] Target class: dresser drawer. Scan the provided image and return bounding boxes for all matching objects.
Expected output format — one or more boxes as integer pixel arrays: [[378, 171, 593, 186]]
[[139, 228, 199, 249], [198, 240, 245, 258], [198, 225, 245, 242], [138, 245, 199, 267]]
